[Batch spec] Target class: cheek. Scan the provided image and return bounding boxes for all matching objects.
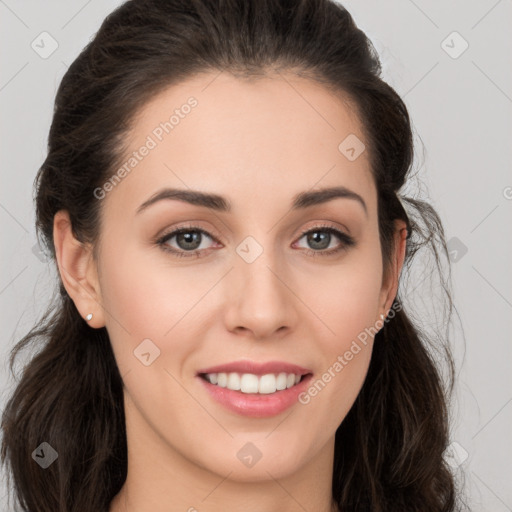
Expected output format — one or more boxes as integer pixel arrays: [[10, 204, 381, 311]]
[[97, 240, 206, 371], [100, 235, 199, 325], [305, 253, 383, 348], [298, 248, 382, 410]]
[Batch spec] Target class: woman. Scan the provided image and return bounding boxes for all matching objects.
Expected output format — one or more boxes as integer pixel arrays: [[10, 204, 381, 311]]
[[1, 0, 467, 510]]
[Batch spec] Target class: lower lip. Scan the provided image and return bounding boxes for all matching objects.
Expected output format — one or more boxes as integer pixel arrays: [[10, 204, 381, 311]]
[[197, 374, 314, 418]]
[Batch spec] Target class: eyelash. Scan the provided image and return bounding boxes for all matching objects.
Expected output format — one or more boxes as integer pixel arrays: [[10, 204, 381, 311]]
[[155, 223, 356, 259]]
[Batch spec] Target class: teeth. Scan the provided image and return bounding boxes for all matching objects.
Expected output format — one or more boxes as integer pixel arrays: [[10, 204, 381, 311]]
[[227, 372, 241, 391], [217, 373, 227, 387], [205, 372, 303, 394], [276, 372, 288, 390], [258, 374, 275, 394], [241, 373, 259, 393]]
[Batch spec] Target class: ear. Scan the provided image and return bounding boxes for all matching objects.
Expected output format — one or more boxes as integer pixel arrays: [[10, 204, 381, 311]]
[[377, 219, 408, 321], [53, 210, 105, 328]]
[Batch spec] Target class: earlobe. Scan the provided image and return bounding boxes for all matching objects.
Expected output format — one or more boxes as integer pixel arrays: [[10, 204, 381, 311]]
[[53, 210, 104, 327]]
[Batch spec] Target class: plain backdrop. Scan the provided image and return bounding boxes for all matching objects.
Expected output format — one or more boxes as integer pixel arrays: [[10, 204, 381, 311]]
[[1, 0, 511, 510]]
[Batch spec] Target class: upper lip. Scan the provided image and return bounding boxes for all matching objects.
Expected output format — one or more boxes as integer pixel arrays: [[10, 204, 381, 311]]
[[196, 360, 312, 377]]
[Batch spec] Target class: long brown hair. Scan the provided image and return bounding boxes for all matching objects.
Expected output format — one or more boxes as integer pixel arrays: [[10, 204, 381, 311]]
[[1, 1, 467, 510]]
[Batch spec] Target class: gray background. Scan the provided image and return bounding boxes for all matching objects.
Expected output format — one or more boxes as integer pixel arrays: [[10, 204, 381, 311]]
[[1, 0, 511, 510]]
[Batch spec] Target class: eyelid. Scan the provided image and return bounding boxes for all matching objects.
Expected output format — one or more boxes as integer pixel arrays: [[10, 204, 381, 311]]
[[155, 221, 355, 258], [155, 223, 220, 244], [155, 223, 221, 257], [293, 223, 355, 254]]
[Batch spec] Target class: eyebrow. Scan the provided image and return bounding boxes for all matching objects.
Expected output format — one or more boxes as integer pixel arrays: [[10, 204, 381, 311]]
[[136, 185, 367, 216]]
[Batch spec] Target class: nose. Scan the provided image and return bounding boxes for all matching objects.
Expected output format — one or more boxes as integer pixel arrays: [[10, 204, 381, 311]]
[[223, 245, 299, 340]]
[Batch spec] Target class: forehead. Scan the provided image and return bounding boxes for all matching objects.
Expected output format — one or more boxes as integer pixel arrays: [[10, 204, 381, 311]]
[[104, 70, 376, 218]]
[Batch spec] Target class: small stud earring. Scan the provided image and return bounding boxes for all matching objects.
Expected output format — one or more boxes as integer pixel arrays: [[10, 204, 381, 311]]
[[86, 313, 93, 321]]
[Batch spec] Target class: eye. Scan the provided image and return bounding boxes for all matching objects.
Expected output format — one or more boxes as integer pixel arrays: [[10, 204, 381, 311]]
[[156, 223, 356, 259], [293, 224, 355, 257], [156, 224, 219, 258]]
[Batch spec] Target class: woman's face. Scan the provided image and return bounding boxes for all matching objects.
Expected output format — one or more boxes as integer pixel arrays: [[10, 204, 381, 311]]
[[87, 71, 401, 482]]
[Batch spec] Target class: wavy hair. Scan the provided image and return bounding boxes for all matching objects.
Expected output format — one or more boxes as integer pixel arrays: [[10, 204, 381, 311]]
[[1, 0, 467, 510]]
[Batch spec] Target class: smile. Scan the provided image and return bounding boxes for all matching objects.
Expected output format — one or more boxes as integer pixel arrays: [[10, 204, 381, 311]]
[[200, 372, 303, 394]]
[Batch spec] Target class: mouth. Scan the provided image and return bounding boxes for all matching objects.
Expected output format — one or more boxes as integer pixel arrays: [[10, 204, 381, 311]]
[[198, 371, 310, 395], [195, 360, 314, 417], [196, 370, 314, 418]]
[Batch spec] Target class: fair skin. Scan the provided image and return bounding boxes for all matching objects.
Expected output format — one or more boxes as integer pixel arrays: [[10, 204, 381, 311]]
[[53, 71, 407, 512]]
